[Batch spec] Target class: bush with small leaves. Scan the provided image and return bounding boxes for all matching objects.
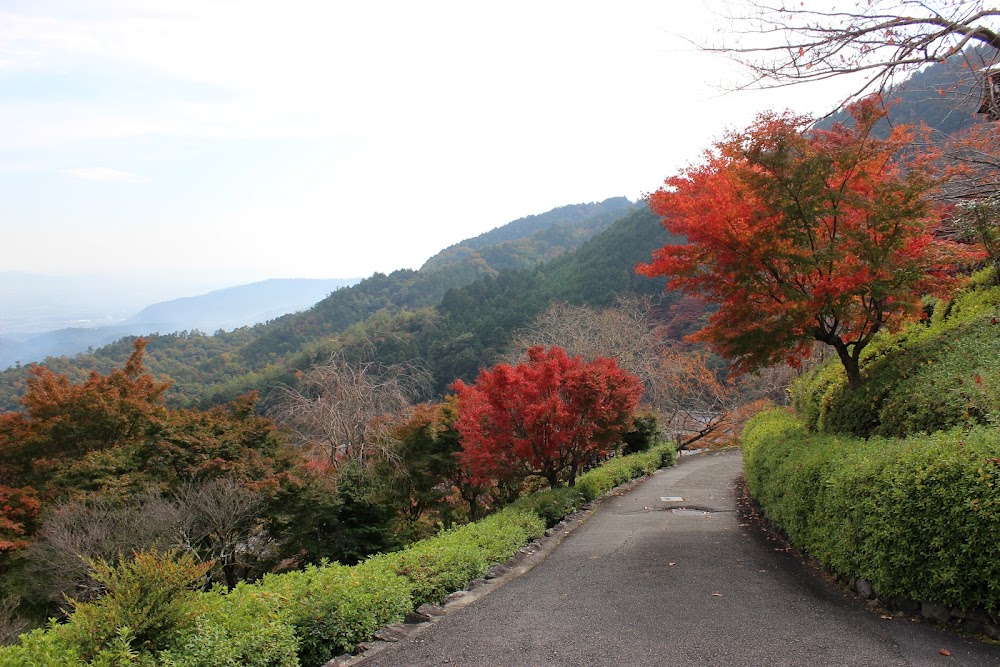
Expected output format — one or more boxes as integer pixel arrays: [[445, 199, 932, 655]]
[[59, 549, 210, 662], [375, 507, 544, 607], [744, 409, 1000, 611], [374, 532, 487, 607], [0, 627, 82, 667], [509, 487, 585, 528], [157, 584, 299, 667], [574, 443, 674, 502], [258, 558, 410, 666]]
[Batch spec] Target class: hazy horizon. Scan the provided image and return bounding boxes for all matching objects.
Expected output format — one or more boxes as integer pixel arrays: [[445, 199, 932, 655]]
[[1, 1, 862, 284], [0, 271, 361, 338]]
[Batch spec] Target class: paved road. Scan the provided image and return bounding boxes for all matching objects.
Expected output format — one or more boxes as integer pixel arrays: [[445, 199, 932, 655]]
[[359, 451, 1000, 667]]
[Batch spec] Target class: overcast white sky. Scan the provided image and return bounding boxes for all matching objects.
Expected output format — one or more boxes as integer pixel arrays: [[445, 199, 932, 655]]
[[1, 1, 862, 298]]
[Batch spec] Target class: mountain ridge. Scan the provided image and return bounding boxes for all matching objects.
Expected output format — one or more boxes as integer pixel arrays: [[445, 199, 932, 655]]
[[0, 278, 358, 371], [0, 198, 640, 410]]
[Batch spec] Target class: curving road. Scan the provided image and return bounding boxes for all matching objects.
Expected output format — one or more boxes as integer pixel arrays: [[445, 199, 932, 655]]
[[357, 450, 1000, 667]]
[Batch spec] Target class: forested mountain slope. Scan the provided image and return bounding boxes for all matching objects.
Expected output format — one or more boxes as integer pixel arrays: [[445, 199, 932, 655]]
[[817, 50, 987, 136], [422, 197, 633, 272], [0, 198, 642, 411], [197, 204, 679, 409]]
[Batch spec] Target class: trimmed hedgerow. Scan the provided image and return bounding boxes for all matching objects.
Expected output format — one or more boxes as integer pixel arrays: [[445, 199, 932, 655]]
[[157, 584, 299, 667], [509, 486, 586, 528], [379, 507, 546, 605], [575, 443, 676, 502], [791, 272, 1000, 438], [743, 408, 1000, 612], [256, 558, 410, 666]]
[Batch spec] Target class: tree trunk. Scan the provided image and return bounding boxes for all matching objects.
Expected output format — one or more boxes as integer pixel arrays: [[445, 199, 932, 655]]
[[815, 329, 864, 389], [832, 341, 862, 388], [222, 559, 238, 590]]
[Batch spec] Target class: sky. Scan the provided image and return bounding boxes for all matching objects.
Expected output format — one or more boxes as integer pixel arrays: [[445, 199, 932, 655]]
[[1, 0, 863, 301]]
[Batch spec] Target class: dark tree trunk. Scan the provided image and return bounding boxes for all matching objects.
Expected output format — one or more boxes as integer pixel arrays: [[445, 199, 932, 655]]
[[814, 326, 865, 389], [831, 340, 862, 388], [223, 560, 238, 590]]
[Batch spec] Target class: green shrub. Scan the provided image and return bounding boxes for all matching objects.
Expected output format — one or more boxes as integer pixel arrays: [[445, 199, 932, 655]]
[[509, 487, 585, 527], [374, 533, 487, 607], [0, 627, 83, 667], [258, 559, 410, 667], [574, 443, 675, 502], [457, 509, 545, 563], [744, 409, 1000, 611], [621, 413, 659, 454], [574, 470, 614, 502], [58, 550, 210, 663], [158, 584, 299, 667], [378, 507, 544, 607], [790, 274, 1000, 437]]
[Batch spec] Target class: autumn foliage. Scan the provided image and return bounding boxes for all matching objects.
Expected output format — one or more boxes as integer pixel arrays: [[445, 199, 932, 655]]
[[453, 346, 642, 488], [639, 96, 977, 387], [0, 340, 292, 560]]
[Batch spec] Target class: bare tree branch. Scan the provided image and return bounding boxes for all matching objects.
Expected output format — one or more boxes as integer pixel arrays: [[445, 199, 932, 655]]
[[704, 0, 1000, 101], [271, 354, 429, 475]]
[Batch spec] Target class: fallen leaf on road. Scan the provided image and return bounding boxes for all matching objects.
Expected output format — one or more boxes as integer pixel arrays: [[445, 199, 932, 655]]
[[939, 649, 951, 656], [880, 615, 893, 620]]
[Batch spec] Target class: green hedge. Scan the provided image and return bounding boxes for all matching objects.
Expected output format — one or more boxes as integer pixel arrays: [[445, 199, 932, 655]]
[[791, 272, 1000, 438], [157, 584, 299, 667], [0, 444, 674, 666], [743, 409, 1000, 612], [373, 508, 544, 607], [575, 443, 676, 502], [256, 558, 410, 666], [509, 486, 586, 528]]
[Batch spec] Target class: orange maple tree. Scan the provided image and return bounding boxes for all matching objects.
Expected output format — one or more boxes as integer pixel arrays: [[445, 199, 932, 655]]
[[0, 340, 293, 557], [453, 346, 642, 488], [638, 96, 977, 387]]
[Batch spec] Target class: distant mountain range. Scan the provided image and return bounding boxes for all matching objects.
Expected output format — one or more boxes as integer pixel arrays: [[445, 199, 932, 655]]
[[0, 197, 643, 410], [125, 278, 358, 332], [0, 278, 357, 370]]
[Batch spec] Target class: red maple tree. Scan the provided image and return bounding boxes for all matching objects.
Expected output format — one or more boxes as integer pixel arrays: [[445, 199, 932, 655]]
[[453, 346, 642, 488], [638, 96, 977, 387]]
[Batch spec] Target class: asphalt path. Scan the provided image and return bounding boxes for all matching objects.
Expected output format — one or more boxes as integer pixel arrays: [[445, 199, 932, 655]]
[[357, 450, 1000, 667]]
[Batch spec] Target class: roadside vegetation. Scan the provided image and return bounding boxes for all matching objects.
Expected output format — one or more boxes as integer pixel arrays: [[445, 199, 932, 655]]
[[741, 271, 1000, 614], [0, 444, 674, 667]]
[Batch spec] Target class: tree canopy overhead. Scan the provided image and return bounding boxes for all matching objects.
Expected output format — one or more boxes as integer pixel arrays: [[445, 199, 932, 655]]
[[638, 96, 977, 387]]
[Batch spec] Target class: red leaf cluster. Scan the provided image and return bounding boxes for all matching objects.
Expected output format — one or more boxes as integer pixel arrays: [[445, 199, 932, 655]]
[[453, 346, 642, 488], [638, 95, 978, 386]]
